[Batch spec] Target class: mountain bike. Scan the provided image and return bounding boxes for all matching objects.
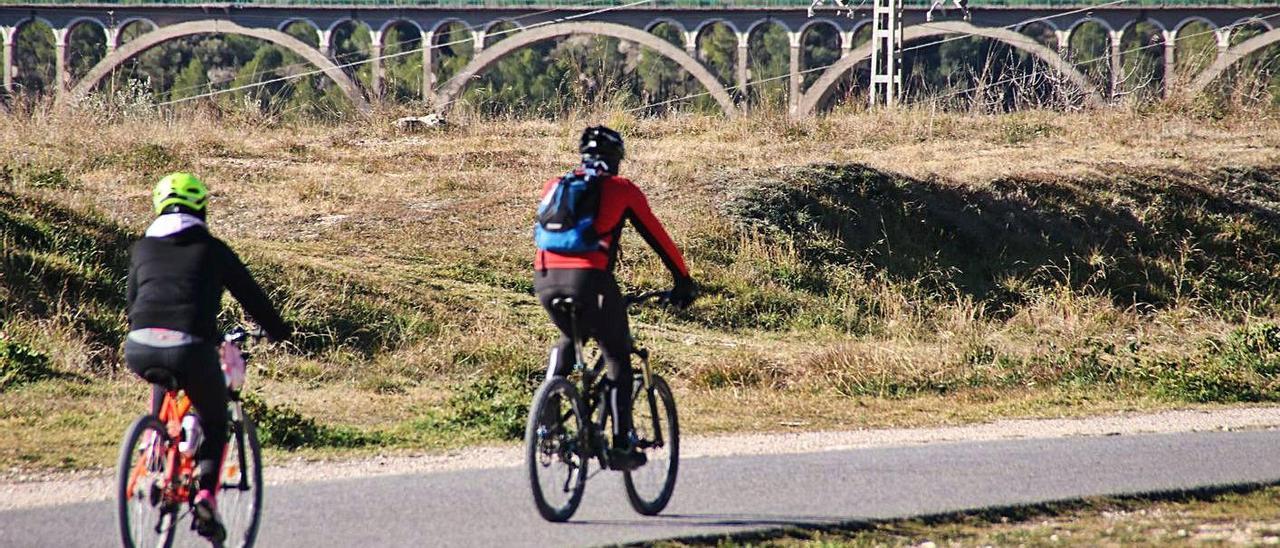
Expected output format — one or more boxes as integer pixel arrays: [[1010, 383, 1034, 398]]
[[525, 291, 680, 522], [117, 327, 266, 548]]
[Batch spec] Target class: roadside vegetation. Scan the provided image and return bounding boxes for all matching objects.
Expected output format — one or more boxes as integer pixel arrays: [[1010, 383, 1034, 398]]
[[1, 101, 1279, 472], [670, 484, 1280, 546]]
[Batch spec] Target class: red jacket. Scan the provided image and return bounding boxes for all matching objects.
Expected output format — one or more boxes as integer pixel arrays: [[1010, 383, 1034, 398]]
[[534, 173, 689, 278]]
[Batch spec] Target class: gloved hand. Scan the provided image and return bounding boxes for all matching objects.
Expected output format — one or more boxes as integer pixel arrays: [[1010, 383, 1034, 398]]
[[669, 277, 698, 309]]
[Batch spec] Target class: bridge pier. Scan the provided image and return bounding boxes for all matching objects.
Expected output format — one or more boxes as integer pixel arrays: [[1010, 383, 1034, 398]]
[[422, 30, 434, 102], [2, 27, 11, 94], [1109, 29, 1122, 100], [1215, 28, 1232, 56], [788, 31, 801, 114], [53, 27, 68, 96], [735, 33, 748, 100], [318, 29, 332, 58], [1054, 30, 1069, 53], [1162, 29, 1177, 98], [105, 27, 120, 55], [0, 3, 1273, 112], [370, 29, 384, 100]]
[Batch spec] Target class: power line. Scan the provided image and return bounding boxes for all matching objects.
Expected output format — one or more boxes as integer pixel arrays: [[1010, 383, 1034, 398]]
[[623, 0, 1130, 113], [917, 11, 1280, 105], [904, 0, 1128, 54], [152, 0, 652, 107], [157, 4, 580, 98]]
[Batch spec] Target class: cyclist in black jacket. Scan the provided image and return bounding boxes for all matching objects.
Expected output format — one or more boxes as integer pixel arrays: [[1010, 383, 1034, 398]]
[[124, 173, 291, 543]]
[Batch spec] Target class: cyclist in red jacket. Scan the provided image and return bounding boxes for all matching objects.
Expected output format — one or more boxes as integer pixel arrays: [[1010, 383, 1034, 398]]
[[534, 126, 697, 470]]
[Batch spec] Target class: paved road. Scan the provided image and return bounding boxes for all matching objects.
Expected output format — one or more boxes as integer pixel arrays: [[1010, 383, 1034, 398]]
[[4, 430, 1280, 547]]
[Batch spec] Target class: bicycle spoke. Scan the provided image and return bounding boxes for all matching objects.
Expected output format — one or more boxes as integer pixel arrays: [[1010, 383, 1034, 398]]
[[527, 378, 587, 522], [624, 375, 680, 516], [218, 415, 263, 548], [119, 416, 176, 548]]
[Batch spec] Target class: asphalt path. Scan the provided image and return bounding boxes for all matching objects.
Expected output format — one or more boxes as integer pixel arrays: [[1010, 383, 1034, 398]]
[[4, 429, 1280, 547]]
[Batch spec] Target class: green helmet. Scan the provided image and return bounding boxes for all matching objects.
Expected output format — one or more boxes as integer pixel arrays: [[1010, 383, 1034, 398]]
[[152, 173, 209, 215]]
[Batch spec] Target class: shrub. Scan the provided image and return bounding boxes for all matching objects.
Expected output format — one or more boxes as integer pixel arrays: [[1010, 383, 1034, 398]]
[[0, 339, 56, 390]]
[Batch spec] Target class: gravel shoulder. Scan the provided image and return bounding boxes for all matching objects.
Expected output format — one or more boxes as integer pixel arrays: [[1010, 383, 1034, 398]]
[[5, 406, 1279, 512]]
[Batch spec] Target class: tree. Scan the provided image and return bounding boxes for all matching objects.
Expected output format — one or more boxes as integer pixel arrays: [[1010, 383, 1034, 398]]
[[170, 57, 208, 100]]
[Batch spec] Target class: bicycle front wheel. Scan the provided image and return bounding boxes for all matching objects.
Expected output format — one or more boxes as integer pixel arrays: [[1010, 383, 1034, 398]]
[[624, 374, 679, 516], [526, 377, 588, 522], [219, 402, 264, 548], [117, 415, 177, 548]]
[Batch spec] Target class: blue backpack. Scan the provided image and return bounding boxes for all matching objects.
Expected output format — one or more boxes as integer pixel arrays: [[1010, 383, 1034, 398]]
[[534, 166, 605, 253]]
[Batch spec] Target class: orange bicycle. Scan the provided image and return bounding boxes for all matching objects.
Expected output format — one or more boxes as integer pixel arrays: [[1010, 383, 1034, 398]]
[[117, 327, 265, 548]]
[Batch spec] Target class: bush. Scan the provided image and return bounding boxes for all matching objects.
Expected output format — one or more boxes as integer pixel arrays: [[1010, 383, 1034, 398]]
[[442, 357, 541, 440], [240, 391, 381, 449], [0, 339, 56, 390]]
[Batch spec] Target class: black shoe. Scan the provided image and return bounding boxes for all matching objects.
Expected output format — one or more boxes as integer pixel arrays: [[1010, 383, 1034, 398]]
[[608, 446, 647, 471], [193, 490, 226, 545]]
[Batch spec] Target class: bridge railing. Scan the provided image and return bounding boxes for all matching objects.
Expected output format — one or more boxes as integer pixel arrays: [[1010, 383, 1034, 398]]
[[0, 0, 1272, 7]]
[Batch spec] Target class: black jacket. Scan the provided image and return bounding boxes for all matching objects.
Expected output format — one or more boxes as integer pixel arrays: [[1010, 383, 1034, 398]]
[[126, 225, 290, 342]]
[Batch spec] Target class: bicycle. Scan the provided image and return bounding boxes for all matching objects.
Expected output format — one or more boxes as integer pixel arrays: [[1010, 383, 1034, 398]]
[[525, 290, 680, 522], [117, 327, 266, 548]]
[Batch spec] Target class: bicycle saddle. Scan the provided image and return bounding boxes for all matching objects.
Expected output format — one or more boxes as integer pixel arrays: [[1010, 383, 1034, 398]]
[[141, 367, 180, 391]]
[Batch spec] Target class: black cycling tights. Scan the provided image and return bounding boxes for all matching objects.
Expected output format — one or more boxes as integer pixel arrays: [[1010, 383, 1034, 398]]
[[124, 340, 228, 494], [535, 268, 634, 443]]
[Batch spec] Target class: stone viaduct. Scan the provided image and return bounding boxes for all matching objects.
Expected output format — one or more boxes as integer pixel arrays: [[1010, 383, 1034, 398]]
[[0, 2, 1276, 116]]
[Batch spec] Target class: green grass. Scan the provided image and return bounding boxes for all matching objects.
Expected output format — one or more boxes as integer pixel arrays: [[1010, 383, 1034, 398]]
[[663, 484, 1280, 547]]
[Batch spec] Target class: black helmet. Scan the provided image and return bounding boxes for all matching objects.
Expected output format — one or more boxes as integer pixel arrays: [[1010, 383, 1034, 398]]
[[579, 126, 625, 173]]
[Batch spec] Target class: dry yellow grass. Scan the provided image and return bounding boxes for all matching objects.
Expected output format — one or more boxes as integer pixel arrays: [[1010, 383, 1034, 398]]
[[2, 105, 1279, 471]]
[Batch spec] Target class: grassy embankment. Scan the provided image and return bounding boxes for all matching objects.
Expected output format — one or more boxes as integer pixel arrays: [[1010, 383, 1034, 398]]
[[2, 105, 1280, 472], [665, 485, 1280, 546]]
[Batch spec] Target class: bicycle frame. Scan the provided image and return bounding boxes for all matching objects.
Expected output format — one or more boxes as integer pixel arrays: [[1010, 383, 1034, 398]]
[[127, 330, 259, 510], [126, 390, 195, 511], [560, 303, 663, 464]]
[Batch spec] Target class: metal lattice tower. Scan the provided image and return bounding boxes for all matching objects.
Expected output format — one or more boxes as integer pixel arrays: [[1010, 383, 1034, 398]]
[[869, 0, 904, 107]]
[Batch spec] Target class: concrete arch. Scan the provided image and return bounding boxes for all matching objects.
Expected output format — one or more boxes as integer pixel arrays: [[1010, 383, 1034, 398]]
[[64, 17, 107, 36], [481, 18, 522, 47], [483, 19, 521, 34], [798, 21, 1104, 116], [745, 18, 792, 40], [12, 16, 57, 37], [799, 18, 844, 40], [1066, 17, 1116, 38], [645, 17, 687, 35], [379, 18, 424, 39], [277, 17, 320, 33], [851, 19, 874, 37], [116, 17, 158, 35], [1174, 16, 1217, 35], [693, 18, 741, 41], [326, 18, 368, 35], [1186, 27, 1280, 96], [1119, 18, 1166, 36], [378, 19, 425, 54], [1231, 16, 1274, 32], [64, 19, 370, 113], [435, 21, 738, 117], [1017, 19, 1061, 34], [430, 18, 473, 36]]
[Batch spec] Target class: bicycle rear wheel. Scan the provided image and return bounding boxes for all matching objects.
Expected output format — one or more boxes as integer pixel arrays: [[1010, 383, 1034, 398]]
[[219, 402, 264, 548], [623, 374, 679, 516], [526, 377, 588, 522], [117, 415, 177, 548]]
